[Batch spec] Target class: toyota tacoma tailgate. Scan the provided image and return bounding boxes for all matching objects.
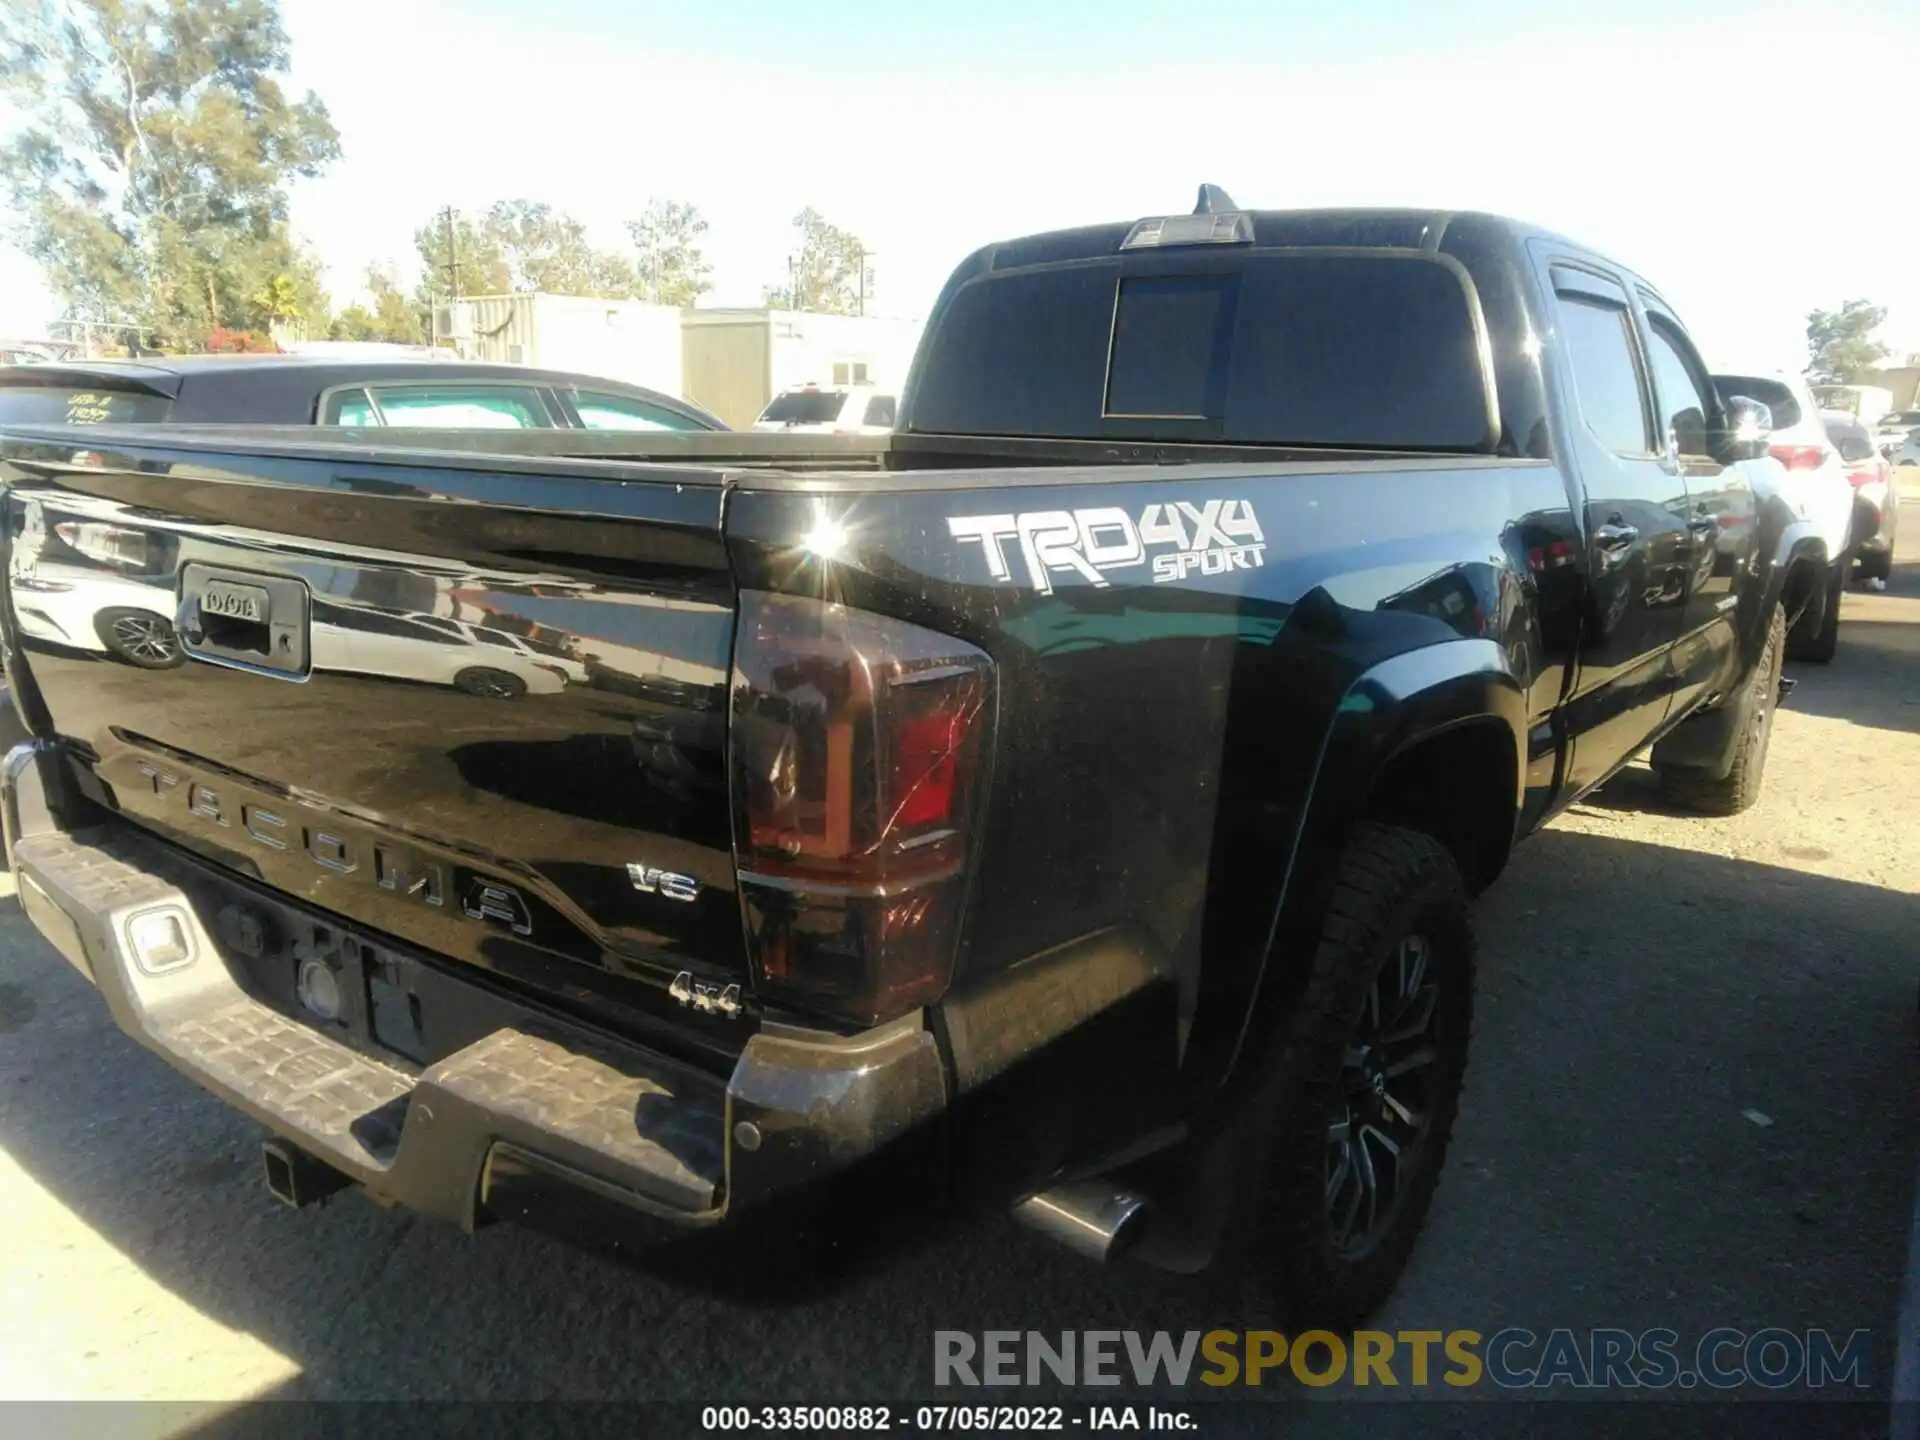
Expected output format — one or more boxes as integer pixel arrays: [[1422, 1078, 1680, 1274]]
[[1, 430, 750, 1061]]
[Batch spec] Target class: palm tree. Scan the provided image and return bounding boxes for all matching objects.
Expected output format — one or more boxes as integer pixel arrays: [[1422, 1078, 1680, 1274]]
[[252, 274, 305, 339]]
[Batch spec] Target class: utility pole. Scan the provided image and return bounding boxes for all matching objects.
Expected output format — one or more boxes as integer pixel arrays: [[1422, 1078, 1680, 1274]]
[[431, 206, 463, 352], [440, 206, 462, 300]]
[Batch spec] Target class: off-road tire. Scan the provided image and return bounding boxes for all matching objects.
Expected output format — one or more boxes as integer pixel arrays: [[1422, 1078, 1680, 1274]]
[[1256, 823, 1474, 1327], [1786, 562, 1841, 664], [1658, 602, 1785, 816], [453, 666, 528, 699]]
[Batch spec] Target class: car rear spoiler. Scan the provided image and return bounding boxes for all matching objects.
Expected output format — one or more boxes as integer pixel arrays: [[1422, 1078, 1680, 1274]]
[[0, 365, 182, 399]]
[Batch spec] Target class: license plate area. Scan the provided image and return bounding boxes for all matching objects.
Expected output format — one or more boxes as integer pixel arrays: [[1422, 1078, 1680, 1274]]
[[180, 564, 310, 677]]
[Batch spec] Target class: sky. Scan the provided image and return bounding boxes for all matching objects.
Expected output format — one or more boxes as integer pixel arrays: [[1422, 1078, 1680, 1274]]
[[2, 0, 1917, 375]]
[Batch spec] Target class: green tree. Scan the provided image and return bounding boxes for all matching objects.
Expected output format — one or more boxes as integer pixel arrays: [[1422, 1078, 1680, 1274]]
[[412, 209, 508, 305], [253, 273, 303, 324], [484, 199, 634, 295], [367, 266, 424, 343], [0, 0, 340, 349], [1806, 299, 1889, 385], [328, 303, 378, 342], [331, 264, 424, 344], [763, 207, 869, 315], [626, 198, 712, 306], [412, 201, 636, 304]]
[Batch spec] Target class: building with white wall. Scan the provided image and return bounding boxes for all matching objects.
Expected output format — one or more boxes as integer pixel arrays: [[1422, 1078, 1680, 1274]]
[[680, 309, 926, 429], [440, 294, 685, 395]]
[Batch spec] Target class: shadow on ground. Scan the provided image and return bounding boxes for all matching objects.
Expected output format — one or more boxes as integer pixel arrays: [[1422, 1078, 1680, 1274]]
[[1574, 554, 1920, 826], [0, 806, 1913, 1432], [1781, 556, 1920, 736]]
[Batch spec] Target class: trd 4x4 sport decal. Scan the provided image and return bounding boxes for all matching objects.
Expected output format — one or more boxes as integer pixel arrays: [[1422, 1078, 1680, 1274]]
[[947, 499, 1266, 595]]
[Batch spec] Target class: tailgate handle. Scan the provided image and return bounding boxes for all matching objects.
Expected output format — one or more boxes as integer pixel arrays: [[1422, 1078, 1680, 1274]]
[[177, 565, 312, 679], [179, 593, 271, 658]]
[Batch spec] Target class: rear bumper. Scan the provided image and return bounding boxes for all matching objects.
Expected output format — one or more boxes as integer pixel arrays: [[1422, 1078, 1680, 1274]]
[[1, 740, 947, 1242]]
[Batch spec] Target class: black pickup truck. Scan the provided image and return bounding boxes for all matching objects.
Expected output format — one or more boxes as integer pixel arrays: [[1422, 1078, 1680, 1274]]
[[0, 196, 1826, 1323]]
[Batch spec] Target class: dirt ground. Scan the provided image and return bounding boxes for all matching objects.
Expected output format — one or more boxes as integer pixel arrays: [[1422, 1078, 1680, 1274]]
[[1, 491, 1916, 1433]]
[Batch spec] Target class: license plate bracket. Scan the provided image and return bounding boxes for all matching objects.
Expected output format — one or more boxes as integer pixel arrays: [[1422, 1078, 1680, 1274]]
[[179, 564, 310, 678]]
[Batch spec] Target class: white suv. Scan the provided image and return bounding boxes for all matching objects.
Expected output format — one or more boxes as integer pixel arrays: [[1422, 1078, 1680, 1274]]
[[1714, 370, 1858, 658], [752, 385, 898, 435]]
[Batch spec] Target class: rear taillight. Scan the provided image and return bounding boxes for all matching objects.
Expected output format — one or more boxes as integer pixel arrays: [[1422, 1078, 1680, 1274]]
[[729, 591, 995, 1026], [1769, 444, 1827, 471], [1847, 459, 1890, 489], [54, 520, 150, 568]]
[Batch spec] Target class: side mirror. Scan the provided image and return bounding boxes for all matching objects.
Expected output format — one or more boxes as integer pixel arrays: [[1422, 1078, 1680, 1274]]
[[1713, 395, 1772, 463]]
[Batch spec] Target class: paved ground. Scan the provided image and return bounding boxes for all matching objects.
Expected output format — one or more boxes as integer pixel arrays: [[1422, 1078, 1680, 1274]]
[[1, 537, 1916, 1433]]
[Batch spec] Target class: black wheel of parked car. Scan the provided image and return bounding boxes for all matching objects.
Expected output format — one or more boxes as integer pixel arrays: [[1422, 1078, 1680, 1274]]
[[1787, 562, 1842, 664], [1858, 548, 1893, 585], [454, 666, 528, 699], [1657, 601, 1785, 817], [1256, 822, 1473, 1326], [93, 608, 184, 669]]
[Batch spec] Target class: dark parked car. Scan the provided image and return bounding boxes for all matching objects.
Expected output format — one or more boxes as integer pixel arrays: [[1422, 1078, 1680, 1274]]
[[0, 354, 727, 432], [0, 197, 1819, 1324]]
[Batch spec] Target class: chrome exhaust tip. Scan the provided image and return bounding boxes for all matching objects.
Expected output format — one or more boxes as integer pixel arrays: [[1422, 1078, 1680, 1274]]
[[1012, 1180, 1151, 1263]]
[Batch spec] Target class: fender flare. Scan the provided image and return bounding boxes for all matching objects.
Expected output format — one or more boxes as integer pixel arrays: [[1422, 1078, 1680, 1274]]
[[1764, 520, 1831, 636], [1226, 637, 1527, 1079], [1152, 639, 1527, 1274]]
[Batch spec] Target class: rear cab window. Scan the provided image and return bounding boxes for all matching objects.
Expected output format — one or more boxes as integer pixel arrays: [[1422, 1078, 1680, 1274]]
[[0, 385, 171, 425], [906, 251, 1498, 451]]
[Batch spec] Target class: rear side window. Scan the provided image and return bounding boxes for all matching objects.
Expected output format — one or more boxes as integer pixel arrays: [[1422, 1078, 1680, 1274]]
[[907, 253, 1495, 450], [360, 385, 552, 429], [324, 388, 378, 426], [571, 390, 708, 432], [1713, 375, 1801, 431], [1554, 298, 1652, 454], [1823, 416, 1877, 462], [760, 391, 847, 424], [862, 395, 897, 427], [0, 386, 171, 424]]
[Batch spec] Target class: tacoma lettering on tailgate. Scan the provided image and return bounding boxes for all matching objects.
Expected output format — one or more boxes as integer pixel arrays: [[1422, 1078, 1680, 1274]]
[[124, 757, 531, 934]]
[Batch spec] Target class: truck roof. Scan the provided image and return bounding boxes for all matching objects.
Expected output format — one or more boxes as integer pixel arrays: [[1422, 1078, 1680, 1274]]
[[968, 205, 1599, 272]]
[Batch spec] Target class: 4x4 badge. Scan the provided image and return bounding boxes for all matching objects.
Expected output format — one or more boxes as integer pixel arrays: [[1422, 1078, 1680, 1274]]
[[669, 971, 742, 1018]]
